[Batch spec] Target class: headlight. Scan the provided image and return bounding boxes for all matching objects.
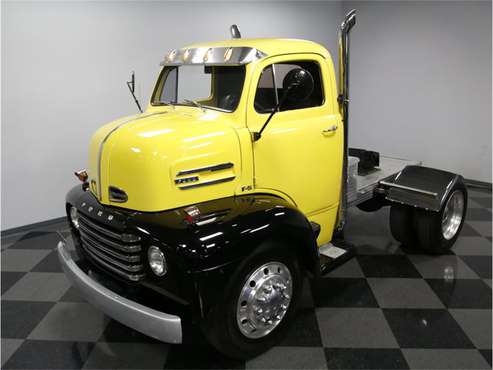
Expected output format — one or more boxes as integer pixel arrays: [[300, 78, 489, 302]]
[[148, 246, 167, 276], [70, 206, 79, 229]]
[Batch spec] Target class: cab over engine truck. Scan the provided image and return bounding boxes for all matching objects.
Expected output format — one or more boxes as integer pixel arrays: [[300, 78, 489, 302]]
[[58, 10, 468, 359]]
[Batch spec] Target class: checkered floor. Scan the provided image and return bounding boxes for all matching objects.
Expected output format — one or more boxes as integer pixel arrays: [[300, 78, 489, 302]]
[[1, 187, 491, 369]]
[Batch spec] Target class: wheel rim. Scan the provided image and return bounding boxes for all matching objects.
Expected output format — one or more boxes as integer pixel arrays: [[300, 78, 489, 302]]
[[441, 190, 465, 240], [236, 262, 292, 339]]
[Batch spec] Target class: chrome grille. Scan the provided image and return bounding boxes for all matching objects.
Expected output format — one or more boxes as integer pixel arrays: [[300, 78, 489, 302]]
[[78, 214, 145, 282]]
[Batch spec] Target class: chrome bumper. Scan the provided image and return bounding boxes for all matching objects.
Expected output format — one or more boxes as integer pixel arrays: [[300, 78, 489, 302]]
[[57, 241, 182, 343]]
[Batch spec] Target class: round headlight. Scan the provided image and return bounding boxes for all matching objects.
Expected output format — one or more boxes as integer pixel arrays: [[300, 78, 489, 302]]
[[70, 206, 79, 229], [148, 246, 167, 276]]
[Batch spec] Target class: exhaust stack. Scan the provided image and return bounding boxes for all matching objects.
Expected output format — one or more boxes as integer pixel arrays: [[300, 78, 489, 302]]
[[336, 9, 356, 234]]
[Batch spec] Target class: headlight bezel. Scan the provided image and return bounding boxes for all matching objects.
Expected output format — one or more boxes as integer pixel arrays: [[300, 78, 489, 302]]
[[148, 246, 167, 276]]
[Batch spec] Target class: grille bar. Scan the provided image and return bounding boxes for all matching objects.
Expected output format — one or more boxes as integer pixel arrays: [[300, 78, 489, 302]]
[[79, 221, 141, 253], [81, 237, 143, 272], [79, 214, 140, 242], [77, 212, 145, 282], [80, 233, 141, 263], [81, 244, 145, 282]]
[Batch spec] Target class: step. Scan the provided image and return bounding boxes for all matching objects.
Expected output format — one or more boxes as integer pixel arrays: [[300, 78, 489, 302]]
[[319, 239, 356, 275]]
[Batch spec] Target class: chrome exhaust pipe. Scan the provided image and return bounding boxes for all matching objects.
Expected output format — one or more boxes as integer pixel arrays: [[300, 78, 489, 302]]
[[336, 9, 356, 235]]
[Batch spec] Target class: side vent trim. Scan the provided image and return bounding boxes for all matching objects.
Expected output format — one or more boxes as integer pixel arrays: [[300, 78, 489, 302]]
[[177, 176, 236, 190], [176, 162, 234, 177], [109, 186, 128, 203]]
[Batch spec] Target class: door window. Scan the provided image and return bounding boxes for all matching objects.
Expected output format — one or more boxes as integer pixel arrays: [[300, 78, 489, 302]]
[[253, 61, 324, 113]]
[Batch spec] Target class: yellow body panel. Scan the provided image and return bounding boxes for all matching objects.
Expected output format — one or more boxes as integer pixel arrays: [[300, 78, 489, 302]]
[[246, 53, 343, 244], [87, 38, 342, 245]]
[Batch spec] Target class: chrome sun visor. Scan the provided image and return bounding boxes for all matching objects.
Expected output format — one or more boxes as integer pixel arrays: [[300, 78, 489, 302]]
[[160, 46, 267, 66]]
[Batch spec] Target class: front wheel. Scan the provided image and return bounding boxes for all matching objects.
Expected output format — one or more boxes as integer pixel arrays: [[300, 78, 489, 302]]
[[416, 181, 467, 254], [204, 241, 302, 359]]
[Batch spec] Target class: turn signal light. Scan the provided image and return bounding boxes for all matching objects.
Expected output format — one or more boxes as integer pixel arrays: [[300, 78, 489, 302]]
[[74, 169, 88, 182]]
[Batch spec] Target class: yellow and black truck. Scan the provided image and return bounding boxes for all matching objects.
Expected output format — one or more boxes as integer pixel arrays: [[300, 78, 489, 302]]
[[58, 10, 467, 358]]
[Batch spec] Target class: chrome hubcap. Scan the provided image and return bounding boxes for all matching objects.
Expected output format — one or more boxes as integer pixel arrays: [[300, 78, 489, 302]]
[[236, 262, 292, 339], [441, 190, 465, 240]]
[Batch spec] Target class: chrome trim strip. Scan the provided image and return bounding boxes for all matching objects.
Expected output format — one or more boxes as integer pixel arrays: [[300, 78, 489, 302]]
[[161, 47, 267, 66], [176, 162, 234, 176], [379, 180, 438, 197], [57, 241, 182, 343], [178, 176, 236, 190]]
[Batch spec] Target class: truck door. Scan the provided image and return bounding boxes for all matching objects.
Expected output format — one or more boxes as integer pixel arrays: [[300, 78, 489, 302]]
[[247, 54, 343, 218]]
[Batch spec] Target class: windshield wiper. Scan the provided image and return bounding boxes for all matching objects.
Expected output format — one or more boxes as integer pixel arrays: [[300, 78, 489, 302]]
[[183, 99, 206, 112]]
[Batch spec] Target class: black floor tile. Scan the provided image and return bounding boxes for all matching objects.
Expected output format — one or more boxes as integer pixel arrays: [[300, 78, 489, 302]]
[[311, 278, 379, 307], [1, 271, 25, 294], [279, 307, 323, 347], [479, 349, 492, 366], [99, 319, 160, 343], [461, 223, 482, 237], [31, 250, 63, 272], [324, 348, 409, 369], [8, 232, 62, 249], [357, 255, 422, 278], [383, 308, 475, 348], [460, 255, 492, 278], [163, 343, 245, 369], [1, 300, 55, 338], [426, 279, 492, 308], [466, 208, 492, 222], [3, 340, 93, 369]]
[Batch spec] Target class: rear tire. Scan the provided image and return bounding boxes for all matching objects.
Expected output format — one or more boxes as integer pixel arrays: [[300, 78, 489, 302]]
[[204, 241, 302, 359], [416, 181, 467, 254], [389, 205, 417, 248], [357, 197, 384, 212]]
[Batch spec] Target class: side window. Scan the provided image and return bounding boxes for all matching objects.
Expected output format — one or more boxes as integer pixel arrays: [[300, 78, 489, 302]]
[[254, 65, 277, 113], [160, 68, 178, 103], [254, 61, 324, 113]]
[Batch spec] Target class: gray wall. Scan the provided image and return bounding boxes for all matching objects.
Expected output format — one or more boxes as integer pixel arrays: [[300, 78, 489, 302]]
[[2, 1, 491, 230], [344, 1, 492, 182], [1, 1, 343, 230]]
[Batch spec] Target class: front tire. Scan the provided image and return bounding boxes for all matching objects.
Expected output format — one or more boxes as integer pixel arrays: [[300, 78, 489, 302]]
[[204, 241, 302, 359], [416, 181, 467, 254]]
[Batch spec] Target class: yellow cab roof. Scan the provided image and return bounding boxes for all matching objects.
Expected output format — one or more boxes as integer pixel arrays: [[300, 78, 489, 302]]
[[184, 38, 331, 59]]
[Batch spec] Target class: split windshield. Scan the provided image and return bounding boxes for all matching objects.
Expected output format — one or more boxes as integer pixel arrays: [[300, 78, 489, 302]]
[[152, 65, 246, 112]]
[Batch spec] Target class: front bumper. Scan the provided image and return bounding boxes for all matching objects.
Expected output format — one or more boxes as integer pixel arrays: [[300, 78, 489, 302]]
[[57, 240, 182, 343]]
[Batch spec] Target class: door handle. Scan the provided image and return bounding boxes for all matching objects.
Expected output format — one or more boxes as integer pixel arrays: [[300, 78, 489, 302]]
[[322, 125, 338, 134]]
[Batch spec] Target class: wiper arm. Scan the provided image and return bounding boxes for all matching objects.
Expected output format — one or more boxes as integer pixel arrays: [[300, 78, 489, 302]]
[[183, 99, 206, 112]]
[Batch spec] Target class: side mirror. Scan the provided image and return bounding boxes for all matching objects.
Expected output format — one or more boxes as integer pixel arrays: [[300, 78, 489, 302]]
[[253, 68, 314, 141], [126, 71, 143, 113], [282, 68, 314, 102]]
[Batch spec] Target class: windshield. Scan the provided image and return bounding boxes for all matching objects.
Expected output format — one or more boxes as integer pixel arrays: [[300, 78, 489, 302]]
[[151, 65, 246, 112]]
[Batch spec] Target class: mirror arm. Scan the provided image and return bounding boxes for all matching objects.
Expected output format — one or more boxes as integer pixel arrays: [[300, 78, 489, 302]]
[[253, 86, 293, 142], [126, 71, 143, 113]]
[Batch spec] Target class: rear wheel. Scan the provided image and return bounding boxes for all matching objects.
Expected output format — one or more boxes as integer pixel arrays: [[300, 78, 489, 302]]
[[389, 205, 417, 248], [416, 181, 467, 254], [204, 241, 302, 359]]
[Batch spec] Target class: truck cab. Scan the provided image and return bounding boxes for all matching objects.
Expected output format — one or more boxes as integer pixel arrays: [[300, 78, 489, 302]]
[[58, 12, 468, 359]]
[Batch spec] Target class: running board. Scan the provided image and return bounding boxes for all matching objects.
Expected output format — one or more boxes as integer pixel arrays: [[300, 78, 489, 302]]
[[319, 239, 356, 275]]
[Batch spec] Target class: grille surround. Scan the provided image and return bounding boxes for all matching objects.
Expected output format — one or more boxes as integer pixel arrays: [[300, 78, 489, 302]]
[[78, 213, 145, 282]]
